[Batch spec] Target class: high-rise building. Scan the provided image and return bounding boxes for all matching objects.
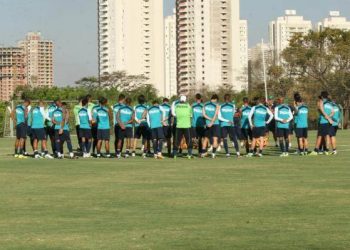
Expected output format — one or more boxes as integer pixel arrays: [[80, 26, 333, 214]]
[[176, 0, 245, 95], [0, 47, 27, 101], [318, 11, 350, 32], [238, 20, 249, 89], [164, 9, 177, 98], [98, 0, 165, 95], [269, 10, 312, 64], [248, 42, 273, 87], [19, 32, 54, 88]]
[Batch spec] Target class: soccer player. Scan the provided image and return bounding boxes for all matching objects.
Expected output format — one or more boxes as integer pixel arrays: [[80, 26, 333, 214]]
[[133, 95, 151, 158], [112, 94, 125, 156], [146, 100, 165, 159], [240, 97, 252, 154], [266, 97, 278, 147], [294, 97, 309, 155], [25, 103, 34, 156], [11, 99, 30, 158], [93, 97, 112, 158], [52, 101, 74, 159], [91, 101, 101, 156], [30, 101, 53, 159], [219, 94, 240, 157], [116, 97, 134, 158], [73, 96, 83, 152], [45, 100, 58, 154], [160, 98, 172, 156], [173, 95, 193, 159], [191, 94, 205, 155], [78, 97, 93, 158], [274, 98, 293, 157], [330, 99, 341, 155], [171, 98, 181, 153], [247, 97, 274, 157], [310, 91, 334, 155], [202, 94, 221, 158]]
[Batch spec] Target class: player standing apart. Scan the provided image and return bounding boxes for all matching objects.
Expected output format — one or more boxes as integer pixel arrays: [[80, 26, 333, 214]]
[[116, 97, 134, 158], [202, 94, 221, 159], [247, 97, 274, 157], [173, 95, 193, 159], [274, 98, 293, 157]]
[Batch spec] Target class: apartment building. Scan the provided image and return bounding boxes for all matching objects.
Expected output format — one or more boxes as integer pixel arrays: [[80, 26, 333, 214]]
[[176, 0, 245, 95], [318, 11, 350, 31], [98, 0, 165, 95]]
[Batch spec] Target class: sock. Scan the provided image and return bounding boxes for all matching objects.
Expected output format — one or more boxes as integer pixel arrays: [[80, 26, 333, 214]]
[[285, 139, 289, 153], [44, 150, 49, 155], [34, 150, 39, 156], [259, 149, 263, 154], [158, 140, 163, 154], [279, 139, 284, 152], [212, 148, 217, 154], [116, 150, 121, 155], [153, 140, 158, 154]]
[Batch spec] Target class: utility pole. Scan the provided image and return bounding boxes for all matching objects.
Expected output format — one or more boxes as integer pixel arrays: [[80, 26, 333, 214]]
[[261, 39, 268, 102]]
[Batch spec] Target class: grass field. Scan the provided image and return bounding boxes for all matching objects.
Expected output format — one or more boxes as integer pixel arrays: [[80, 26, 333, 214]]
[[0, 131, 349, 250]]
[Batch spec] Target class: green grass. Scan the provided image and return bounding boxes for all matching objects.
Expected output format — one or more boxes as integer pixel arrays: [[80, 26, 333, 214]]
[[0, 132, 349, 249]]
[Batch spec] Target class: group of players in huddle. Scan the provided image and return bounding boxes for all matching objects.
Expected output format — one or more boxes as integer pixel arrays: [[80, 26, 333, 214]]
[[11, 90, 341, 159]]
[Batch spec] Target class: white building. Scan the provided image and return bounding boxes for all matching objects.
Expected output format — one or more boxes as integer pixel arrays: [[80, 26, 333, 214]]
[[176, 0, 246, 95], [98, 0, 165, 95], [269, 10, 312, 64], [164, 10, 177, 98], [318, 11, 350, 31], [238, 20, 249, 89], [248, 42, 273, 64]]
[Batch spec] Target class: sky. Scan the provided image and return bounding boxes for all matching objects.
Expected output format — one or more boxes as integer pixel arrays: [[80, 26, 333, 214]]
[[1, 0, 350, 86]]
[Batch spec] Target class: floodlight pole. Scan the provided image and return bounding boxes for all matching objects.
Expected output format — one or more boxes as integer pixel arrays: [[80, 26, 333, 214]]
[[261, 39, 268, 102]]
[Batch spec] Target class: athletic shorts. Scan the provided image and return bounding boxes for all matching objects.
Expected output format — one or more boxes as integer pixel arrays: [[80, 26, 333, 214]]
[[221, 126, 234, 139], [27, 126, 33, 137], [54, 130, 71, 141], [252, 126, 266, 139], [114, 125, 122, 140], [97, 129, 110, 140], [318, 123, 330, 137], [32, 128, 47, 140], [205, 125, 220, 138], [151, 127, 165, 140], [191, 127, 205, 139], [79, 128, 92, 139], [163, 126, 172, 139], [118, 127, 133, 140], [16, 123, 27, 139], [268, 120, 276, 132], [46, 125, 55, 139], [329, 126, 338, 137], [276, 128, 289, 139], [91, 125, 98, 140], [134, 125, 151, 140], [241, 128, 252, 140], [295, 128, 308, 138]]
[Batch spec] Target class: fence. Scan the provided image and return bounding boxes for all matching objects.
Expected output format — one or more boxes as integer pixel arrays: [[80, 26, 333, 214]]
[[0, 100, 348, 138]]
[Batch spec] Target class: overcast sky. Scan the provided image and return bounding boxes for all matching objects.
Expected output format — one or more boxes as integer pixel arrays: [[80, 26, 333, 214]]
[[1, 0, 349, 86]]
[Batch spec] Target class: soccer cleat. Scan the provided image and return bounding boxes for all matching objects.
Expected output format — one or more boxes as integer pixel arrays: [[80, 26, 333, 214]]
[[157, 153, 164, 160], [208, 146, 213, 152], [69, 153, 75, 159], [45, 154, 54, 159], [324, 151, 330, 156], [256, 153, 263, 157], [124, 154, 130, 159], [331, 151, 338, 155], [226, 153, 231, 158], [246, 153, 253, 158], [131, 152, 136, 157], [116, 154, 121, 159], [18, 155, 27, 159], [96, 154, 101, 158], [142, 153, 147, 159], [309, 151, 318, 156], [106, 154, 111, 158], [211, 153, 216, 159], [187, 155, 192, 160], [14, 154, 19, 158], [35, 154, 43, 159]]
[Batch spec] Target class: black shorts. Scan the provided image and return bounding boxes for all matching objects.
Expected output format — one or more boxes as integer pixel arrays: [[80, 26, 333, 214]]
[[114, 125, 122, 140], [27, 126, 33, 137], [329, 126, 338, 137], [318, 123, 330, 137], [55, 130, 71, 141], [79, 128, 92, 139], [118, 127, 134, 140], [276, 128, 289, 139], [151, 127, 165, 140], [205, 125, 220, 138], [252, 126, 266, 139], [32, 128, 47, 140], [97, 129, 110, 140], [221, 126, 234, 139], [295, 128, 308, 138], [46, 125, 55, 139], [241, 128, 252, 140], [135, 125, 151, 140], [16, 123, 27, 139], [163, 126, 172, 139], [191, 127, 205, 139], [268, 120, 276, 132], [91, 125, 98, 140]]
